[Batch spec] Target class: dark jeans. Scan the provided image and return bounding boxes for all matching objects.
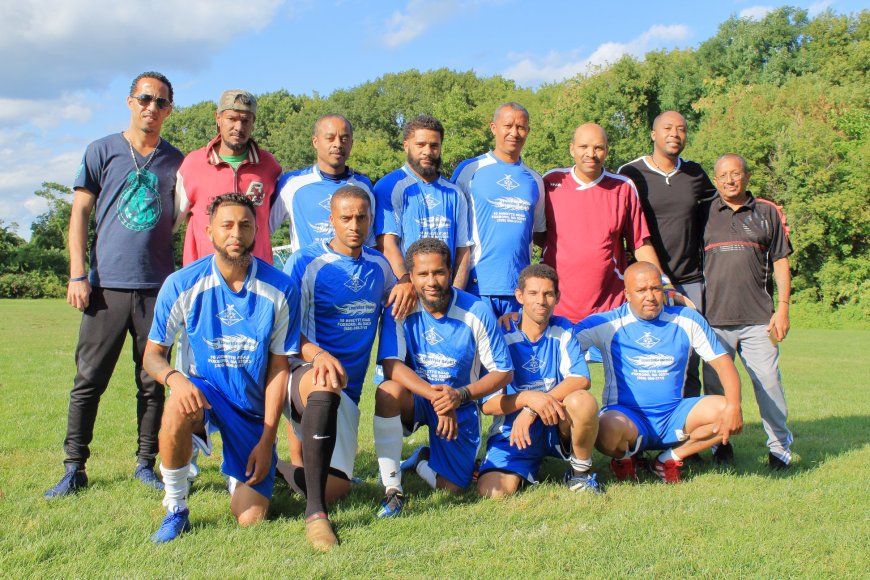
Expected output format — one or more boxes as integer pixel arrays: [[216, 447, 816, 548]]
[[63, 287, 165, 468], [675, 281, 704, 398]]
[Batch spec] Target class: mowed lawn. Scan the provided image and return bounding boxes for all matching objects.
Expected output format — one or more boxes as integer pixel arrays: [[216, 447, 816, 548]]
[[1, 299, 868, 577]]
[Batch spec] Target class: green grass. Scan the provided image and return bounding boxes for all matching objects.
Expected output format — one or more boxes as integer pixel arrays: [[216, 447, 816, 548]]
[[1, 299, 868, 577]]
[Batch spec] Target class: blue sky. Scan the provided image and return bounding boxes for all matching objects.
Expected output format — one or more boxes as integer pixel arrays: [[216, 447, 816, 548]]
[[1, 0, 861, 238]]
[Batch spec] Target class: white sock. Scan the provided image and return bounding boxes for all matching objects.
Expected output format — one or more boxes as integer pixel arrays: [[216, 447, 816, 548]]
[[657, 448, 682, 463], [568, 455, 593, 474], [374, 415, 404, 492], [416, 460, 437, 489], [161, 464, 191, 513]]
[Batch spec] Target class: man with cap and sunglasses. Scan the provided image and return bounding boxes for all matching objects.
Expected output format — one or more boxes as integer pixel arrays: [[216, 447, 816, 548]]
[[175, 89, 282, 265]]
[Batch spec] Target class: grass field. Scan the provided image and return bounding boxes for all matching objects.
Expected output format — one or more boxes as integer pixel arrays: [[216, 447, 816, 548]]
[[1, 299, 868, 577]]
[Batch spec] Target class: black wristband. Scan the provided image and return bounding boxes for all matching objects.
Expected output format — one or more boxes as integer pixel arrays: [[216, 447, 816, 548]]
[[458, 386, 471, 404], [163, 369, 180, 385], [69, 275, 88, 283]]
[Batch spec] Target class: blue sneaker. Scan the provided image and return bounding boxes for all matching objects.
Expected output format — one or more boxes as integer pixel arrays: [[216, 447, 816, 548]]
[[134, 462, 165, 491], [400, 446, 430, 473], [151, 509, 191, 543], [564, 470, 603, 494], [376, 489, 405, 518], [44, 465, 88, 498]]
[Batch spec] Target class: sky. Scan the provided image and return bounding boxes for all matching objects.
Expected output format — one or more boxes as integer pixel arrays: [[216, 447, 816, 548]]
[[1, 0, 862, 239]]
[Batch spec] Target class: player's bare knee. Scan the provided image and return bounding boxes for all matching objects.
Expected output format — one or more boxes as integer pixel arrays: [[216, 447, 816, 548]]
[[375, 380, 404, 415], [235, 505, 267, 527], [564, 390, 598, 423], [436, 476, 464, 494]]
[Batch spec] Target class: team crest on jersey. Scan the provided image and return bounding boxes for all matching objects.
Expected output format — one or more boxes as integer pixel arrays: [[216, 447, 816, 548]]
[[424, 327, 443, 345], [423, 194, 440, 209], [318, 195, 332, 210], [245, 182, 265, 206], [310, 221, 333, 234], [635, 332, 660, 349], [415, 352, 457, 368], [335, 299, 377, 315], [522, 355, 544, 373], [345, 275, 365, 292], [205, 334, 258, 352], [627, 353, 674, 368], [496, 174, 520, 191], [217, 305, 243, 326], [417, 216, 450, 230], [487, 196, 531, 211]]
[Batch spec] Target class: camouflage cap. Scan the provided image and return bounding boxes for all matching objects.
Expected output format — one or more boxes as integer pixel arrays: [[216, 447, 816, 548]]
[[217, 89, 257, 114]]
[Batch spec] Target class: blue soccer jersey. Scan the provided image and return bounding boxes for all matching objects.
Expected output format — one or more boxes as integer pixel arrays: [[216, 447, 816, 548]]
[[377, 288, 513, 389], [149, 255, 301, 416], [373, 165, 472, 257], [574, 303, 725, 413], [451, 153, 545, 296], [284, 241, 395, 404], [269, 165, 375, 252]]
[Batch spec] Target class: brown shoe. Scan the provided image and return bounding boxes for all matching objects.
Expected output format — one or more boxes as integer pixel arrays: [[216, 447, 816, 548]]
[[305, 513, 338, 551]]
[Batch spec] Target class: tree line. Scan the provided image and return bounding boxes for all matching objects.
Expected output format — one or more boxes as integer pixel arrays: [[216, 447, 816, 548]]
[[3, 7, 867, 315]]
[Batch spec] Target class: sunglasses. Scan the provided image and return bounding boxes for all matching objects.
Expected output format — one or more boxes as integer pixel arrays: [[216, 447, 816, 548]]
[[132, 94, 171, 110]]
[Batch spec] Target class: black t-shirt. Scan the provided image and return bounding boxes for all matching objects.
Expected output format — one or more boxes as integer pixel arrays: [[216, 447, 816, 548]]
[[618, 157, 716, 284], [701, 193, 793, 326]]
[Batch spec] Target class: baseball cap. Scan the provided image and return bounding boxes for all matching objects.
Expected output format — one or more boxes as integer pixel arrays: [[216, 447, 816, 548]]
[[217, 89, 257, 114]]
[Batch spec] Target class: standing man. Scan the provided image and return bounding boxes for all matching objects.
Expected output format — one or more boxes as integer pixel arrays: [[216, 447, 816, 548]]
[[576, 262, 743, 483], [269, 114, 375, 253], [701, 154, 794, 470], [144, 194, 299, 543], [46, 71, 185, 497], [452, 103, 545, 317], [277, 185, 395, 550], [374, 238, 512, 517], [540, 123, 665, 325], [374, 114, 473, 302], [618, 111, 717, 397], [175, 89, 281, 265], [477, 264, 601, 497]]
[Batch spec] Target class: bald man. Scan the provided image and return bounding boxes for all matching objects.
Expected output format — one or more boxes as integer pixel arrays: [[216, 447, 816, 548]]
[[575, 262, 743, 483], [538, 123, 665, 326]]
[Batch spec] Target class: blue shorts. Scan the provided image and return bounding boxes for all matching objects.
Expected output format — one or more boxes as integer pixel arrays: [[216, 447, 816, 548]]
[[409, 395, 481, 488], [480, 295, 521, 319], [602, 397, 705, 451], [192, 377, 277, 500], [479, 416, 567, 483]]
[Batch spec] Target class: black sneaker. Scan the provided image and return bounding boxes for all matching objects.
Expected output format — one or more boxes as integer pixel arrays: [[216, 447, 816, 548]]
[[768, 453, 790, 471], [712, 442, 734, 467], [44, 465, 88, 498], [135, 462, 165, 491]]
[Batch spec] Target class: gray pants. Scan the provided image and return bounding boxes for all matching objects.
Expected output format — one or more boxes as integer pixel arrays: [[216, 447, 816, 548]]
[[703, 324, 792, 462]]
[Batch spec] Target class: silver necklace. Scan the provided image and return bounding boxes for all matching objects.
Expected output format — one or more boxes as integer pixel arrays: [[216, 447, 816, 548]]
[[649, 155, 677, 186], [124, 132, 158, 177]]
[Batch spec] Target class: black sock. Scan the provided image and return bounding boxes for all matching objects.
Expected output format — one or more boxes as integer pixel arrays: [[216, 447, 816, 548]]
[[300, 391, 340, 519], [280, 463, 307, 498]]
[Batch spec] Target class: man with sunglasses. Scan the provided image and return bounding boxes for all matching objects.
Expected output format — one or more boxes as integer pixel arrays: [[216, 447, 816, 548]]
[[46, 71, 185, 497], [175, 89, 281, 265]]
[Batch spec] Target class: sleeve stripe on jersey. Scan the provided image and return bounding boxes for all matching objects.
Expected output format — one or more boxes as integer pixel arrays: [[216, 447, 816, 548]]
[[248, 266, 298, 356], [660, 310, 724, 363], [449, 303, 511, 374], [300, 252, 342, 342], [158, 274, 221, 347]]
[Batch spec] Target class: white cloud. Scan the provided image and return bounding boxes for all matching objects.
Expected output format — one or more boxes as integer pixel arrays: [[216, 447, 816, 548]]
[[382, 0, 457, 48], [503, 24, 691, 86], [739, 5, 775, 19], [0, 0, 286, 99], [808, 0, 834, 16], [0, 95, 93, 130]]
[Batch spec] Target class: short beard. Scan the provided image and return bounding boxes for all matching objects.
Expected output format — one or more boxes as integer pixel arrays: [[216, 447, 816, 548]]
[[214, 239, 255, 268], [419, 287, 451, 313], [408, 153, 441, 180], [223, 138, 249, 154]]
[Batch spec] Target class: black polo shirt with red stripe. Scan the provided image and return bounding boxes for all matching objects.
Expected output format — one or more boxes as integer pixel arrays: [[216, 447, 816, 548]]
[[702, 192, 792, 326]]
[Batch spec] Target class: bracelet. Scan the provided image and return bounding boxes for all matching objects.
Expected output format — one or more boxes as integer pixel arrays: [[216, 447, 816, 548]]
[[522, 406, 538, 418], [69, 275, 88, 283], [311, 350, 326, 363], [457, 386, 471, 404], [163, 369, 180, 385], [778, 300, 790, 304]]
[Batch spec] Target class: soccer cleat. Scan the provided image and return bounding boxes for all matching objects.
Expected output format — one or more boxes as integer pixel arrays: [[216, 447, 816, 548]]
[[376, 489, 405, 518], [44, 465, 88, 498], [134, 462, 165, 491], [150, 509, 190, 544], [712, 442, 734, 467], [564, 469, 603, 494], [610, 457, 638, 482], [768, 453, 790, 471], [653, 458, 684, 483], [305, 513, 338, 551], [400, 446, 430, 473]]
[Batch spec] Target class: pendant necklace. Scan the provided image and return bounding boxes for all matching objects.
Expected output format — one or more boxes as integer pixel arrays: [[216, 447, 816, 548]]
[[649, 155, 676, 186], [124, 132, 159, 178]]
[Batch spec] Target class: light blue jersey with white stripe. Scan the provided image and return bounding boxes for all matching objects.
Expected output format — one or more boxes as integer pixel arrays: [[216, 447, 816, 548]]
[[452, 153, 545, 296], [284, 242, 395, 404], [149, 255, 300, 416]]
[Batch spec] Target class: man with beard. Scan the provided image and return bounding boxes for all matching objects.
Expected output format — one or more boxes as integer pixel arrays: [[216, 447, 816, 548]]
[[373, 238, 513, 518], [618, 111, 717, 404], [451, 103, 545, 317], [45, 71, 185, 497], [276, 185, 395, 550], [374, 114, 473, 295], [176, 89, 281, 264], [144, 193, 299, 543]]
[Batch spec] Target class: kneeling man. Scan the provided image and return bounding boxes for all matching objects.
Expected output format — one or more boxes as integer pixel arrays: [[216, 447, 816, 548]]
[[575, 262, 742, 483], [144, 194, 299, 542], [374, 238, 513, 517], [478, 264, 601, 497]]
